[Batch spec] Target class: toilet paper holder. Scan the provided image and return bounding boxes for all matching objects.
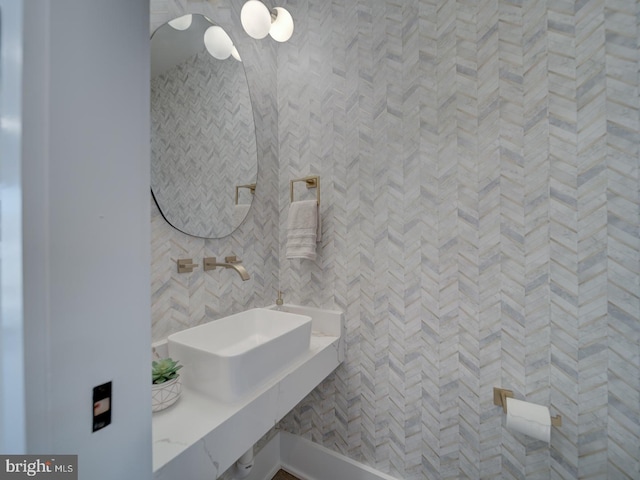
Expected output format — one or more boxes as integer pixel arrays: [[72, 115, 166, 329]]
[[493, 387, 562, 427]]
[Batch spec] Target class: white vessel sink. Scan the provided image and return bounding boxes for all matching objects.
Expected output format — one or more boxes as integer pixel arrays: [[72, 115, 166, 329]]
[[167, 308, 312, 403]]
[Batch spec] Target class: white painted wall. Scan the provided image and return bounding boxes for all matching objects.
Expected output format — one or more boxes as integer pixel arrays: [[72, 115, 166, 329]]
[[0, 0, 26, 453], [21, 1, 152, 478]]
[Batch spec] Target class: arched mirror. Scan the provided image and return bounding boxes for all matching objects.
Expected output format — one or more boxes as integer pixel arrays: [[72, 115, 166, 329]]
[[151, 14, 258, 238]]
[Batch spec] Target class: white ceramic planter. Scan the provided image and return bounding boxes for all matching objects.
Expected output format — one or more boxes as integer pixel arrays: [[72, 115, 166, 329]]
[[152, 376, 182, 412]]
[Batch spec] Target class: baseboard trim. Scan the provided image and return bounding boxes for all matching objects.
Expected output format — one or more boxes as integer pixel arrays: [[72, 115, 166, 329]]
[[278, 432, 399, 480], [243, 432, 398, 480]]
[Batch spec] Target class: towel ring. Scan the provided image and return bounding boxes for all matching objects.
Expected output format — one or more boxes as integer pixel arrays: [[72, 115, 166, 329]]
[[290, 175, 320, 205]]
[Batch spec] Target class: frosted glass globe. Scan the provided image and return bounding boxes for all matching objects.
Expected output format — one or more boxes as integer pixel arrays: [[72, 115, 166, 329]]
[[241, 0, 271, 39], [269, 7, 294, 42], [168, 14, 192, 31], [204, 26, 233, 60]]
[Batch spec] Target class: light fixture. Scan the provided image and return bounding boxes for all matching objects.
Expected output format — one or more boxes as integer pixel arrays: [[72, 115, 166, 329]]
[[204, 26, 234, 60], [269, 7, 294, 42], [241, 0, 294, 42], [168, 14, 192, 31]]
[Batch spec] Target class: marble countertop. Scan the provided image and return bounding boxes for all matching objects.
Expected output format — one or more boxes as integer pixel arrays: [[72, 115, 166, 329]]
[[152, 330, 343, 477]]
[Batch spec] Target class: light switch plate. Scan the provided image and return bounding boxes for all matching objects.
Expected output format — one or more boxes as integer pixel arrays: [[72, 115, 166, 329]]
[[92, 381, 112, 432]]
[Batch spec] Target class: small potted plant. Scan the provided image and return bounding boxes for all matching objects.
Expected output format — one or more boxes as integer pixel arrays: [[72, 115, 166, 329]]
[[151, 357, 183, 412]]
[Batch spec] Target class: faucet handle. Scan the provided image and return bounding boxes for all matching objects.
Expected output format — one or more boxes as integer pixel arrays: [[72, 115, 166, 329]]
[[177, 258, 198, 273], [276, 290, 284, 306], [225, 256, 241, 264]]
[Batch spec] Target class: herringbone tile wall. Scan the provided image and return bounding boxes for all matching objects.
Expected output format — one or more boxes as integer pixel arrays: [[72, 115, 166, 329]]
[[276, 1, 639, 479], [150, 0, 279, 341], [150, 0, 639, 478]]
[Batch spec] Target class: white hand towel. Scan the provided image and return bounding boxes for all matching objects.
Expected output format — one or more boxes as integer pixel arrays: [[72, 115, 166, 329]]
[[286, 200, 321, 260]]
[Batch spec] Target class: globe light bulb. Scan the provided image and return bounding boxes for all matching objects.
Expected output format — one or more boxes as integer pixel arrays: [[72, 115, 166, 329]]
[[269, 7, 294, 42], [204, 26, 234, 60], [168, 14, 192, 31], [231, 46, 242, 62], [241, 0, 271, 39]]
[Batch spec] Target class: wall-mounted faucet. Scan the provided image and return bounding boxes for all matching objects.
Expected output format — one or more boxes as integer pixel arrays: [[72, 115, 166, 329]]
[[204, 256, 250, 281]]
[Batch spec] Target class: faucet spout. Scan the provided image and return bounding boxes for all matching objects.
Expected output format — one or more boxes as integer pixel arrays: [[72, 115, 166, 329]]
[[203, 256, 250, 281], [223, 263, 250, 281]]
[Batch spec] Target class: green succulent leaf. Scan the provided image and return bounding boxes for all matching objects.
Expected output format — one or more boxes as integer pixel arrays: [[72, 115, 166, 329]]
[[152, 357, 183, 384]]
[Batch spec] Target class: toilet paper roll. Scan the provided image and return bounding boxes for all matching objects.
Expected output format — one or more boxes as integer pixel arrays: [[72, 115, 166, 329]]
[[505, 397, 551, 443]]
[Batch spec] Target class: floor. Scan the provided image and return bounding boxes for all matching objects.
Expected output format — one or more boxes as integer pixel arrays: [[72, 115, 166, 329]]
[[271, 470, 301, 480]]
